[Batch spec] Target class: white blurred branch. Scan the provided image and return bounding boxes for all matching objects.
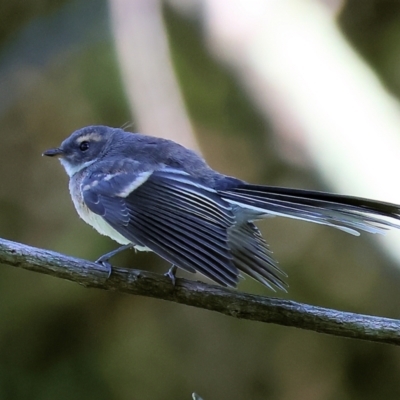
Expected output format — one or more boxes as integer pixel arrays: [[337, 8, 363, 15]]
[[109, 0, 199, 149]]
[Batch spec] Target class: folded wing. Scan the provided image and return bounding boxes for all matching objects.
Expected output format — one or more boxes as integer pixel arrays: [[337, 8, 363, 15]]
[[81, 168, 288, 289]]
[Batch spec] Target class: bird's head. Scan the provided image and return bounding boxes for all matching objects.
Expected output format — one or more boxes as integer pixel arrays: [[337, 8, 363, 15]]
[[43, 126, 114, 177]]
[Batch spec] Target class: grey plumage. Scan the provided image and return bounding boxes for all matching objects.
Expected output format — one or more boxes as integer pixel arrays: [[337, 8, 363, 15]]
[[43, 125, 400, 290]]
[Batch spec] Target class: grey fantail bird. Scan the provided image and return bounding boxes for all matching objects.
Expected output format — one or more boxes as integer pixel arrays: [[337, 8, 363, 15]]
[[43, 125, 400, 291]]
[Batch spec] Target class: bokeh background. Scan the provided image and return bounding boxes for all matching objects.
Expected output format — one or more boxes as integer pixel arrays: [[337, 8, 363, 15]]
[[1, 0, 400, 399]]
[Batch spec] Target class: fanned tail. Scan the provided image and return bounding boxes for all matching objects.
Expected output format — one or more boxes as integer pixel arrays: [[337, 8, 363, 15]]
[[220, 184, 400, 236]]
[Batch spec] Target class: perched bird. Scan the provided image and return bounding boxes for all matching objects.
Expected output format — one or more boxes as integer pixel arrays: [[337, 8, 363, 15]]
[[43, 125, 400, 291]]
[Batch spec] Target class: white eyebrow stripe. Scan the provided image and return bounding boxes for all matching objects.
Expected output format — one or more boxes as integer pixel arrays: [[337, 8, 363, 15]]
[[76, 133, 103, 143]]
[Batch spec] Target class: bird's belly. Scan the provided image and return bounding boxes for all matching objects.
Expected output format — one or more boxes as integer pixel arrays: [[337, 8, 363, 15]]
[[81, 210, 152, 252], [82, 208, 131, 245]]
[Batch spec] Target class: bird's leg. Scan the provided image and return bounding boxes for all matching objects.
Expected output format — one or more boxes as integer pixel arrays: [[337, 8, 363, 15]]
[[164, 265, 178, 285], [96, 244, 134, 277]]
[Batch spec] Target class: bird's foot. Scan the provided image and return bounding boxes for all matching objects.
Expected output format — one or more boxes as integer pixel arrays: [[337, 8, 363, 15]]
[[95, 257, 113, 279], [95, 244, 134, 279], [164, 265, 178, 285]]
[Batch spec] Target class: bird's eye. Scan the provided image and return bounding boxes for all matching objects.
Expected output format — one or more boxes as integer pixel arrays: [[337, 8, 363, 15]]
[[79, 141, 90, 152]]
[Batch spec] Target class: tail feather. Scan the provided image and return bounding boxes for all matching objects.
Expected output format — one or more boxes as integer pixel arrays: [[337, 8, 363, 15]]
[[228, 222, 287, 291], [220, 184, 400, 236]]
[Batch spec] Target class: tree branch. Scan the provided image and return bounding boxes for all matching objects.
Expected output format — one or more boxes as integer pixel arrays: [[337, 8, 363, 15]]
[[1, 237, 399, 345]]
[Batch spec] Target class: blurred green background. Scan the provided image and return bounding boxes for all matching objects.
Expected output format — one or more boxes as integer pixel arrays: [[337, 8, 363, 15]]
[[1, 0, 400, 399]]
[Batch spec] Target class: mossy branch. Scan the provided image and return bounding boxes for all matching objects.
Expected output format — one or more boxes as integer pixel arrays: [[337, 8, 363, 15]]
[[1, 237, 399, 345]]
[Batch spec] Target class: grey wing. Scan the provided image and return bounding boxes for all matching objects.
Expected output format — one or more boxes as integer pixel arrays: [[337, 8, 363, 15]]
[[82, 168, 240, 287]]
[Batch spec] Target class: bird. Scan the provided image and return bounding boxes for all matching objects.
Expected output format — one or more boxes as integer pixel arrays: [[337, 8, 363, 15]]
[[43, 125, 400, 291]]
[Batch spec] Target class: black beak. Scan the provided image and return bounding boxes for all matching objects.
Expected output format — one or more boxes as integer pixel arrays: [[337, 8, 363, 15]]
[[42, 148, 64, 157]]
